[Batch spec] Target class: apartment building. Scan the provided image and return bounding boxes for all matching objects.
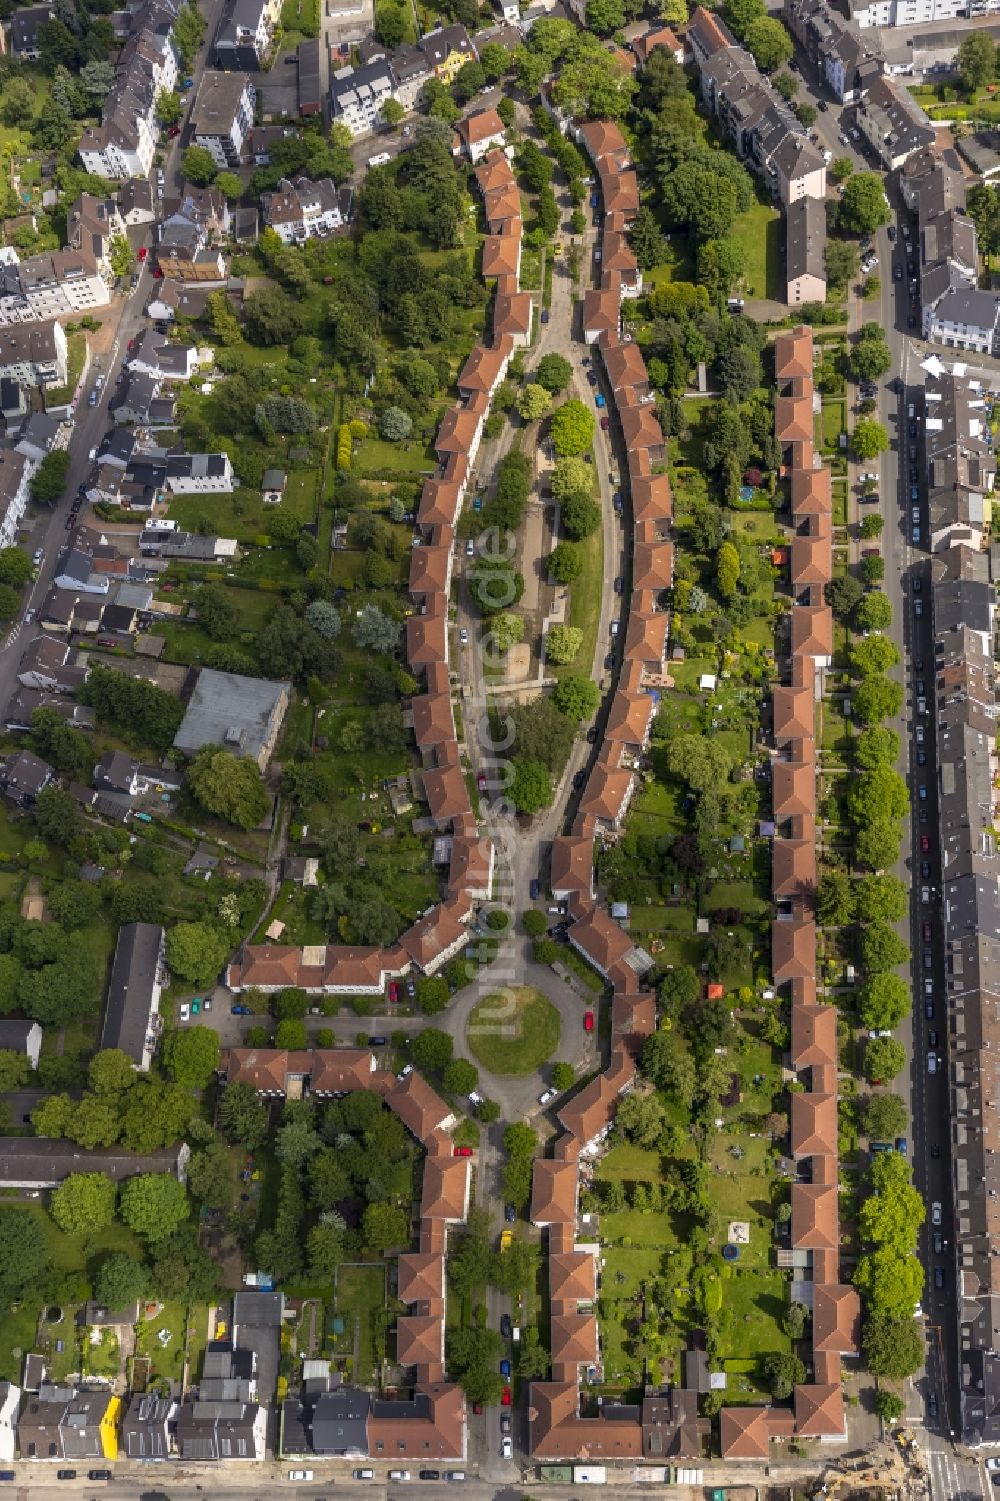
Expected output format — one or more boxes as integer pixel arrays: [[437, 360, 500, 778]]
[[855, 73, 935, 167], [786, 195, 828, 304], [850, 0, 980, 26], [261, 176, 346, 241], [929, 543, 1000, 1446], [925, 373, 996, 550], [8, 5, 53, 59], [77, 27, 178, 179], [330, 58, 395, 134], [0, 249, 110, 328], [0, 447, 31, 550], [212, 0, 281, 69], [189, 70, 256, 167], [65, 193, 125, 287], [0, 321, 67, 388], [784, 0, 880, 102]]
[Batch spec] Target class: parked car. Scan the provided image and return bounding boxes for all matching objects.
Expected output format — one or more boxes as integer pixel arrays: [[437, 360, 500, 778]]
[[500, 1313, 513, 1337], [501, 1439, 513, 1460], [88, 1473, 112, 1483], [453, 1145, 473, 1158], [500, 1359, 511, 1377], [419, 1471, 440, 1481], [57, 1473, 77, 1482], [538, 1088, 556, 1106], [230, 1003, 251, 1015], [288, 1473, 313, 1482], [504, 1205, 516, 1223], [583, 1010, 594, 1032], [179, 1003, 190, 1022], [501, 1386, 512, 1407], [388, 1471, 411, 1482], [927, 1052, 938, 1074], [933, 1266, 946, 1289]]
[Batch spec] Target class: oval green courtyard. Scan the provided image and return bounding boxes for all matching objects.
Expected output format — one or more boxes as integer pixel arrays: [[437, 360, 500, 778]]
[[466, 987, 561, 1075]]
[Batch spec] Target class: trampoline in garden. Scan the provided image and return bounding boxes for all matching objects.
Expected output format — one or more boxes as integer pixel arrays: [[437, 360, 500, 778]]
[[722, 1244, 740, 1261], [739, 485, 754, 503]]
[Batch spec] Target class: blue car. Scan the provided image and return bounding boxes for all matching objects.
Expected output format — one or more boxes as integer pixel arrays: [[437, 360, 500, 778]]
[[500, 1359, 511, 1378], [595, 393, 606, 408], [230, 1003, 252, 1015]]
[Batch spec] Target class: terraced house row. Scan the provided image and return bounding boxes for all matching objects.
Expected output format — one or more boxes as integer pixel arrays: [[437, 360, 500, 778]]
[[227, 154, 535, 1033], [930, 535, 1000, 1444]]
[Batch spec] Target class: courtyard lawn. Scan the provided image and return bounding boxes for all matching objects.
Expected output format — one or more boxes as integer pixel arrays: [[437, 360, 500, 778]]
[[354, 437, 437, 474], [557, 480, 603, 682], [466, 988, 560, 1075], [597, 1144, 666, 1183], [334, 1263, 388, 1384], [733, 200, 781, 302]]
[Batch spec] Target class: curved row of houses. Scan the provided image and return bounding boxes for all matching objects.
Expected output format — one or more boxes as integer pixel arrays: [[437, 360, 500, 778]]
[[524, 111, 859, 1453], [226, 154, 538, 998]]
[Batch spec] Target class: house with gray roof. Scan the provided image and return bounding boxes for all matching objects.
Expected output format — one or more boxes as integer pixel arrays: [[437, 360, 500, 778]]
[[172, 668, 290, 770], [99, 922, 165, 1070]]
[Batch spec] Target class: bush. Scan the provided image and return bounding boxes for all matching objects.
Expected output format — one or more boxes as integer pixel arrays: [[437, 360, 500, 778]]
[[522, 910, 547, 937]]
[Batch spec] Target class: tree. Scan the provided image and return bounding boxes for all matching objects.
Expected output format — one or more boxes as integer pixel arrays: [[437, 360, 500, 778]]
[[552, 675, 600, 722], [94, 1252, 147, 1310], [825, 237, 859, 291], [352, 604, 401, 654], [863, 1089, 909, 1140], [186, 748, 269, 831], [759, 1350, 806, 1399], [552, 457, 593, 503], [545, 625, 583, 665], [816, 870, 854, 927], [641, 1030, 696, 1110], [182, 145, 217, 185], [551, 1062, 576, 1091], [536, 354, 572, 394], [562, 493, 602, 541], [874, 1388, 906, 1423], [743, 15, 793, 69], [854, 589, 893, 633], [852, 634, 899, 678], [411, 1028, 454, 1075], [957, 30, 997, 93], [861, 922, 910, 975], [362, 1201, 409, 1254], [854, 417, 889, 460], [304, 600, 341, 640], [849, 766, 908, 829], [30, 449, 70, 505], [859, 973, 911, 1031], [50, 1172, 117, 1235], [187, 1139, 234, 1210], [219, 1081, 269, 1148], [666, 733, 733, 793], [548, 542, 584, 584], [856, 820, 902, 873], [447, 1323, 505, 1405], [550, 399, 595, 457], [860, 514, 884, 540], [585, 0, 625, 30], [379, 405, 413, 441], [166, 923, 229, 989], [416, 976, 450, 1015], [615, 1091, 667, 1147], [853, 674, 902, 728], [509, 758, 552, 814], [119, 1173, 190, 1241], [0, 78, 36, 127], [155, 87, 183, 125], [850, 327, 892, 382], [490, 613, 525, 655], [840, 173, 891, 236], [88, 1049, 136, 1097], [856, 874, 908, 924], [517, 382, 551, 423], [864, 1035, 907, 1084], [442, 1059, 478, 1095], [716, 540, 741, 600], [162, 1026, 220, 1089], [0, 549, 33, 588], [275, 1018, 307, 1049], [826, 573, 864, 622], [863, 1313, 926, 1381], [0, 1209, 48, 1305], [244, 286, 304, 346]]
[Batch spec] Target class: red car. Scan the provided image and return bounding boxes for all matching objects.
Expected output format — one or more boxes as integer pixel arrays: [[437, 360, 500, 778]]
[[388, 981, 399, 1003], [920, 834, 930, 853], [584, 1010, 594, 1032], [151, 266, 163, 278], [473, 1403, 483, 1416], [600, 415, 610, 430], [453, 1145, 473, 1158], [168, 124, 181, 138], [137, 246, 148, 261], [476, 772, 487, 791], [501, 1387, 512, 1407], [97, 636, 117, 647]]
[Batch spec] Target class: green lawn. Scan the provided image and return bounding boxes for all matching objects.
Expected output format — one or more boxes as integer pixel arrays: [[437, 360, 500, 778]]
[[558, 464, 604, 681], [334, 1263, 388, 1383], [733, 200, 781, 302], [354, 438, 436, 474], [598, 1144, 667, 1183], [135, 1299, 209, 1386], [45, 332, 87, 408], [167, 480, 318, 541], [466, 987, 561, 1074]]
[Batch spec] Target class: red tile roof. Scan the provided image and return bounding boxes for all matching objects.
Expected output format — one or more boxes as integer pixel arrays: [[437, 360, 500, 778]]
[[530, 1158, 579, 1226], [583, 288, 620, 337], [397, 1252, 446, 1305], [772, 917, 816, 981], [790, 1002, 839, 1069], [482, 231, 521, 279], [406, 600, 448, 669], [420, 1156, 470, 1221], [812, 1284, 860, 1353], [774, 326, 813, 382], [794, 1380, 845, 1438], [790, 1089, 838, 1157], [790, 1182, 839, 1250], [550, 834, 595, 901], [719, 1406, 771, 1461]]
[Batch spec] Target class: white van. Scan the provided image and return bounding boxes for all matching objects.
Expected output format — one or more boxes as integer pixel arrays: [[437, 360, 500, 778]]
[[355, 1469, 376, 1480], [368, 151, 392, 167]]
